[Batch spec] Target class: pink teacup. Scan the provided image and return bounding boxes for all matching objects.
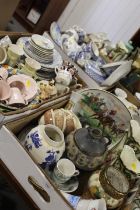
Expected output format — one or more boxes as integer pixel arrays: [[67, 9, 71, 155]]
[[7, 87, 26, 106], [0, 80, 11, 100], [0, 67, 8, 80]]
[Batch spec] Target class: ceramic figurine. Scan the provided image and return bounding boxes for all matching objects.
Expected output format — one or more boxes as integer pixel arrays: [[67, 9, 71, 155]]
[[24, 124, 65, 169], [66, 127, 111, 170]]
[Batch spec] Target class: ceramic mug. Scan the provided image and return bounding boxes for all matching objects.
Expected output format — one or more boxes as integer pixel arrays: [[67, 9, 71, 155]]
[[0, 47, 7, 64], [55, 68, 72, 86], [55, 83, 70, 95], [7, 44, 24, 67], [7, 87, 26, 105], [53, 158, 79, 184], [0, 67, 8, 80], [19, 57, 41, 77]]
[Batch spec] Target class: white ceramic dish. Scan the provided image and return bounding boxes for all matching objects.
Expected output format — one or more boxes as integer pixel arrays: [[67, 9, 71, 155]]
[[120, 145, 140, 174], [32, 34, 54, 50], [101, 60, 132, 86]]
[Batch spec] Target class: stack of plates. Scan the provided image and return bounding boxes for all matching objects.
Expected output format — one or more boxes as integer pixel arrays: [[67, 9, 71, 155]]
[[23, 34, 63, 73]]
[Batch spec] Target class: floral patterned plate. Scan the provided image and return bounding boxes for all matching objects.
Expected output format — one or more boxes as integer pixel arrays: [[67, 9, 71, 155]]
[[73, 89, 131, 150]]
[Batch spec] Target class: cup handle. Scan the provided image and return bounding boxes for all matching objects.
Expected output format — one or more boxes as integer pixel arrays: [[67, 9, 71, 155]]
[[65, 87, 70, 93], [75, 84, 82, 89], [73, 170, 80, 176], [55, 68, 58, 75]]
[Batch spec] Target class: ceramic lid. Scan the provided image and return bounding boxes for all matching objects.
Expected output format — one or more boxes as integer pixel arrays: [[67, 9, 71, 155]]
[[74, 127, 107, 157]]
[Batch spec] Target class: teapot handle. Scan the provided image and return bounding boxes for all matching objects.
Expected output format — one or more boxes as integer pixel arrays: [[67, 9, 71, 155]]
[[103, 136, 112, 146]]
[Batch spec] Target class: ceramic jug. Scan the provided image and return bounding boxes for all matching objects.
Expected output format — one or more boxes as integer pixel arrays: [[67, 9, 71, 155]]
[[66, 127, 111, 170], [24, 124, 65, 169]]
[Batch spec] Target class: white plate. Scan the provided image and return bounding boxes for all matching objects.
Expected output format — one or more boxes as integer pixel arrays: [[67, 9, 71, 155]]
[[32, 34, 54, 50]]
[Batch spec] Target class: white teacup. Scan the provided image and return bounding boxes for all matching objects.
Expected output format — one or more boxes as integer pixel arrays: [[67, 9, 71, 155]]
[[19, 57, 41, 77], [7, 87, 26, 105], [53, 158, 79, 184], [0, 47, 7, 64], [55, 69, 72, 86]]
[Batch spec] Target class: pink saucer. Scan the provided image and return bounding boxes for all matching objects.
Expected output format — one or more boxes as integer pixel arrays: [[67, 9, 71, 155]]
[[7, 74, 38, 102], [0, 80, 11, 100]]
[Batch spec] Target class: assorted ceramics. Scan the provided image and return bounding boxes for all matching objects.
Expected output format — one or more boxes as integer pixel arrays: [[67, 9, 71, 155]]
[[120, 145, 140, 174], [50, 22, 134, 86], [66, 127, 111, 170], [24, 124, 65, 169]]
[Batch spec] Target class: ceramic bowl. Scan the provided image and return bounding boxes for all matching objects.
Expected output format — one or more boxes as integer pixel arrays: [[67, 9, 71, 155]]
[[7, 74, 38, 102], [72, 88, 131, 150], [120, 145, 140, 174]]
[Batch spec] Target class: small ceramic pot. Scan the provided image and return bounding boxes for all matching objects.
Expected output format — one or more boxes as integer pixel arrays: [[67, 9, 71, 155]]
[[55, 68, 72, 86], [24, 124, 65, 169], [0, 47, 7, 64]]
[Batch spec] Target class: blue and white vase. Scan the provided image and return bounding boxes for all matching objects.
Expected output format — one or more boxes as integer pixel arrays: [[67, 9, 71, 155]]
[[24, 124, 65, 169]]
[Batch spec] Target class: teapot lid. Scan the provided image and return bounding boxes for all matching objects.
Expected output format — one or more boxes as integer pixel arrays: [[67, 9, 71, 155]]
[[74, 127, 107, 157]]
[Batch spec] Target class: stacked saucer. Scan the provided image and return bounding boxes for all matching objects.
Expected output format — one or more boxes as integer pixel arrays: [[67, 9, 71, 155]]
[[23, 35, 63, 75]]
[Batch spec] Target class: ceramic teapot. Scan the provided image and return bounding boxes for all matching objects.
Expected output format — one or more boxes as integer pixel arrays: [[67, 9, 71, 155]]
[[24, 124, 65, 169], [55, 68, 72, 86], [65, 127, 111, 170]]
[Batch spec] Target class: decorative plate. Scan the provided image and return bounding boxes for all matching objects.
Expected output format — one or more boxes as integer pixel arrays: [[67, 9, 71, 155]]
[[72, 89, 131, 149]]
